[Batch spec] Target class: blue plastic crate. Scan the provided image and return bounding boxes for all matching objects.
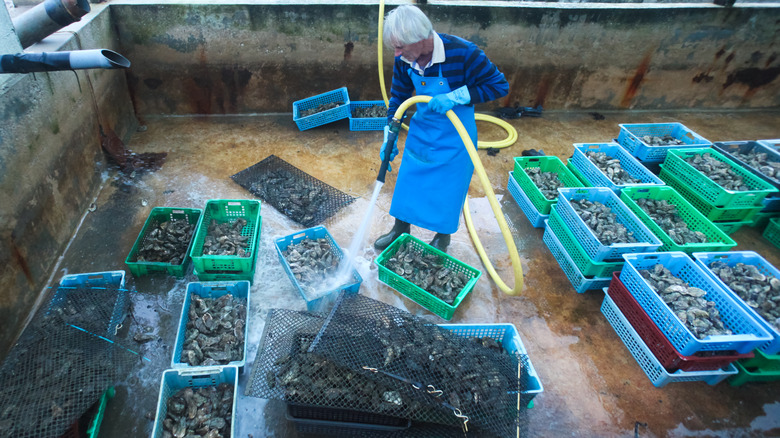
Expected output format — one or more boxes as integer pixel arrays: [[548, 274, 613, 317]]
[[692, 251, 780, 355], [152, 366, 238, 438], [348, 100, 387, 131], [556, 187, 662, 262], [438, 323, 543, 408], [601, 292, 737, 387], [507, 171, 547, 228], [171, 281, 251, 371], [571, 142, 664, 193], [54, 270, 128, 336], [620, 252, 773, 355], [617, 122, 712, 162], [275, 226, 362, 312], [542, 222, 612, 293], [286, 407, 410, 436], [758, 138, 780, 152], [293, 87, 351, 131]]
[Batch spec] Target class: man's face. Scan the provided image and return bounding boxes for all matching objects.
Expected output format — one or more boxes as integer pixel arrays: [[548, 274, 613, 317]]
[[394, 39, 427, 63]]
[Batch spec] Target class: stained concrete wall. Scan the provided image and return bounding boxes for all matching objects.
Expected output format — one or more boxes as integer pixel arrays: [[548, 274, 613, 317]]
[[0, 5, 136, 356], [112, 2, 780, 116]]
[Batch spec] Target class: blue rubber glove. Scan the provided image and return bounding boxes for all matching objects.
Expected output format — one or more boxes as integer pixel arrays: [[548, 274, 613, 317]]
[[379, 125, 399, 172], [428, 85, 471, 114]]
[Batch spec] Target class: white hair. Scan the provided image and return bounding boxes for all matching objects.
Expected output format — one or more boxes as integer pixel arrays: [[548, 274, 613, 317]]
[[383, 5, 434, 48]]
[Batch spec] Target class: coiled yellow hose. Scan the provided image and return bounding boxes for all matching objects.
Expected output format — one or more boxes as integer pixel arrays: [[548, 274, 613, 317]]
[[390, 96, 524, 295], [378, 3, 523, 295]]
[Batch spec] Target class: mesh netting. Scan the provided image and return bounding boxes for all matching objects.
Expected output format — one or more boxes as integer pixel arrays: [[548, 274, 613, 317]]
[[246, 295, 529, 437], [0, 286, 134, 438], [231, 154, 356, 227]]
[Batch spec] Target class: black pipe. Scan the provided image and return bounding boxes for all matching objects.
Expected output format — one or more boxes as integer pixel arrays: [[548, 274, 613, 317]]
[[0, 49, 130, 74], [12, 0, 91, 48]]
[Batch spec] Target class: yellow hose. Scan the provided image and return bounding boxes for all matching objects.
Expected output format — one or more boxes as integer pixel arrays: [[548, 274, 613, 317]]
[[391, 96, 524, 295]]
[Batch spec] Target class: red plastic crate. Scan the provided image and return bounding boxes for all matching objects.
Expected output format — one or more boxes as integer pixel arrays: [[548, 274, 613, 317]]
[[606, 272, 753, 372]]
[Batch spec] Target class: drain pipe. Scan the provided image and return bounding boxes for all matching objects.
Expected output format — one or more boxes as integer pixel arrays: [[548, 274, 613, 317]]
[[12, 0, 91, 48], [0, 49, 131, 73]]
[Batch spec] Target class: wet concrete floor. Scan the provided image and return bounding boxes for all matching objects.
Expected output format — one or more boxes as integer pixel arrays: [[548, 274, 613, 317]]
[[51, 109, 780, 437]]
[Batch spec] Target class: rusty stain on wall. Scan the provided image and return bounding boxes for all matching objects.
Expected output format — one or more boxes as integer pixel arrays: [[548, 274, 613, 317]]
[[10, 238, 33, 286], [620, 52, 652, 108]]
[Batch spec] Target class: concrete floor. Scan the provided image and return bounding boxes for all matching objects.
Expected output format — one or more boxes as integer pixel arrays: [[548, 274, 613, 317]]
[[51, 109, 780, 437]]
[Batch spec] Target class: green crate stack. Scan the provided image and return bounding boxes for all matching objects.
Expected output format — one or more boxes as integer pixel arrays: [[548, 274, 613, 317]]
[[751, 210, 780, 229], [548, 207, 623, 277], [375, 233, 481, 320], [513, 156, 585, 214], [619, 186, 736, 253], [763, 217, 780, 249], [729, 349, 780, 386], [566, 159, 592, 187], [660, 165, 765, 235]]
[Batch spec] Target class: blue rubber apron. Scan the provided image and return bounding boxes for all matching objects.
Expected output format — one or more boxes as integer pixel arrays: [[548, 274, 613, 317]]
[[389, 66, 477, 234]]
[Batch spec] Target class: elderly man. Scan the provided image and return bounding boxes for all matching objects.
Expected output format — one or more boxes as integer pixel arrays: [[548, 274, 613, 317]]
[[374, 4, 509, 253]]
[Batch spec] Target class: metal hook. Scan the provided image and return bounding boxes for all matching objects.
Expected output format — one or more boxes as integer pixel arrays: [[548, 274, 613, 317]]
[[426, 385, 443, 397], [453, 408, 469, 433], [361, 366, 378, 373]]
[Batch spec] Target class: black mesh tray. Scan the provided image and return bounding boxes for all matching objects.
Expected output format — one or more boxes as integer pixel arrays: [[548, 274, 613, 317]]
[[231, 155, 356, 227]]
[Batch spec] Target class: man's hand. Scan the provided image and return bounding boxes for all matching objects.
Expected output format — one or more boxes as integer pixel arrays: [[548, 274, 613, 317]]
[[428, 85, 470, 114]]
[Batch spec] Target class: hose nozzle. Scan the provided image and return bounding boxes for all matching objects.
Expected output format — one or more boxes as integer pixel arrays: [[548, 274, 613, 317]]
[[376, 118, 402, 183]]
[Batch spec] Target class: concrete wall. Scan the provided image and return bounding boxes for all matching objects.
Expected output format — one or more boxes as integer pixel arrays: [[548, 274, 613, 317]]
[[112, 2, 780, 116], [0, 5, 136, 356]]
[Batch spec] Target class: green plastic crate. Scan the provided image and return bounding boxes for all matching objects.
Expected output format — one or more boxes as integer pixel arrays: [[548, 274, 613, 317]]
[[548, 206, 623, 277], [663, 148, 778, 208], [190, 200, 261, 274], [374, 233, 481, 321], [714, 219, 753, 235], [566, 159, 592, 187], [763, 217, 780, 249], [660, 168, 763, 222], [125, 207, 202, 278], [619, 185, 736, 254], [513, 156, 584, 214], [751, 210, 780, 229], [86, 387, 115, 438], [729, 351, 780, 386]]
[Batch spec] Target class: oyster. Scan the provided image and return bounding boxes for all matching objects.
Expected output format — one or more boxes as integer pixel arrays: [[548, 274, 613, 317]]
[[524, 167, 564, 200], [635, 198, 708, 245], [685, 152, 750, 191], [201, 218, 250, 257], [180, 294, 247, 366], [586, 151, 642, 185], [300, 101, 344, 118], [137, 219, 194, 265], [161, 384, 233, 438], [640, 264, 732, 339], [708, 261, 780, 331], [570, 199, 637, 245]]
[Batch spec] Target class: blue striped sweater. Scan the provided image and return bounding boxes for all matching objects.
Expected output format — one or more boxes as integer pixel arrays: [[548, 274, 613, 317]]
[[387, 33, 508, 121]]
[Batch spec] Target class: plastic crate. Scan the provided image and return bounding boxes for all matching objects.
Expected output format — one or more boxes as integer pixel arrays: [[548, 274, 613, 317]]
[[712, 141, 780, 197], [619, 186, 736, 254], [764, 217, 780, 249], [659, 167, 764, 222], [601, 293, 738, 387], [507, 171, 548, 228], [54, 270, 128, 336], [548, 207, 623, 278], [293, 87, 351, 131], [751, 210, 780, 229], [276, 226, 362, 313], [375, 233, 481, 320], [692, 251, 780, 355], [607, 272, 753, 372], [190, 200, 262, 273], [739, 348, 780, 370], [617, 123, 712, 162], [125, 207, 203, 278], [152, 366, 238, 438], [287, 403, 411, 431], [512, 156, 584, 214], [171, 281, 251, 371], [349, 100, 387, 131], [663, 148, 778, 208], [620, 252, 773, 355], [86, 387, 114, 438], [713, 219, 753, 235], [566, 159, 592, 187], [571, 142, 664, 193], [556, 187, 662, 262], [729, 360, 780, 386], [757, 138, 780, 152], [438, 323, 544, 409], [194, 265, 256, 284], [541, 221, 612, 293]]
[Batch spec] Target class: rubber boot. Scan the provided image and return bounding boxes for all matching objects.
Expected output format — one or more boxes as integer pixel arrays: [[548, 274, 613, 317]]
[[429, 233, 451, 253], [374, 219, 410, 251]]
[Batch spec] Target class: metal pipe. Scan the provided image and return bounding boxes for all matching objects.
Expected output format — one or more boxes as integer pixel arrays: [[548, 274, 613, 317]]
[[11, 0, 91, 48], [0, 49, 130, 74]]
